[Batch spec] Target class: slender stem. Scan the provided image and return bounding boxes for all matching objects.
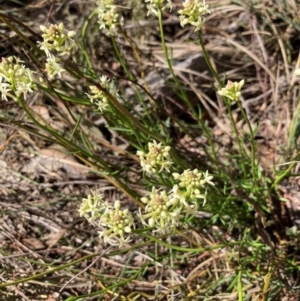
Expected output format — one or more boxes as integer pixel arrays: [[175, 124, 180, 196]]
[[15, 95, 141, 202], [237, 101, 258, 184], [112, 35, 134, 81], [237, 269, 244, 301], [168, 236, 175, 301], [157, 10, 197, 116], [224, 98, 248, 174], [273, 160, 297, 188], [0, 253, 97, 288], [198, 32, 222, 88]]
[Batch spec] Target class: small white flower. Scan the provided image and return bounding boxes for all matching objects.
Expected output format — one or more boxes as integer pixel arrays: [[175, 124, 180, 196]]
[[169, 184, 195, 209], [38, 40, 53, 57], [78, 191, 107, 221], [94, 99, 109, 112], [45, 55, 66, 79], [200, 170, 215, 186], [15, 82, 33, 99], [0, 79, 12, 101], [86, 76, 119, 112], [99, 75, 110, 89]]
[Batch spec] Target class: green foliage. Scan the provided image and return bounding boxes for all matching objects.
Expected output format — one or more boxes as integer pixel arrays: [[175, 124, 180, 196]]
[[0, 0, 299, 299]]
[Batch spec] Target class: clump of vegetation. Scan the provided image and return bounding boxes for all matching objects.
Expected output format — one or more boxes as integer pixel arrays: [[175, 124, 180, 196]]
[[0, 0, 300, 300]]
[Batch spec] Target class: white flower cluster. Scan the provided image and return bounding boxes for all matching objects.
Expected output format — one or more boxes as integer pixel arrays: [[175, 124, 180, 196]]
[[38, 23, 77, 80], [137, 172, 214, 234], [0, 22, 77, 101], [79, 140, 215, 246], [96, 0, 123, 35], [78, 190, 107, 222], [78, 191, 135, 246], [178, 0, 210, 32], [38, 23, 77, 57], [172, 169, 214, 207], [137, 140, 214, 234], [0, 56, 35, 101], [86, 75, 119, 112], [137, 140, 173, 173], [138, 187, 181, 233], [217, 80, 245, 102], [145, 0, 172, 16], [44, 55, 66, 80]]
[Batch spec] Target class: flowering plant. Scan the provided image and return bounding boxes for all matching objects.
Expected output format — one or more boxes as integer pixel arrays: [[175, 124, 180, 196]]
[[0, 56, 35, 101]]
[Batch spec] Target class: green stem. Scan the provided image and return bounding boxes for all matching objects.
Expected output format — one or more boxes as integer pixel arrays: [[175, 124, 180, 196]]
[[237, 269, 244, 301], [0, 253, 97, 288], [157, 10, 197, 116], [111, 35, 134, 81], [273, 160, 298, 188], [81, 9, 99, 70], [14, 95, 140, 201], [198, 32, 222, 87], [224, 98, 248, 175], [237, 101, 258, 184]]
